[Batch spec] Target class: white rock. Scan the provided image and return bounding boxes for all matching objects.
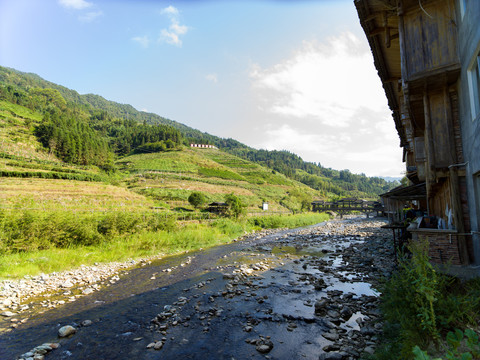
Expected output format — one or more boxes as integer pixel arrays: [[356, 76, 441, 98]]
[[82, 288, 94, 295], [58, 325, 76, 337], [81, 319, 93, 327], [1, 311, 16, 317], [60, 280, 74, 288]]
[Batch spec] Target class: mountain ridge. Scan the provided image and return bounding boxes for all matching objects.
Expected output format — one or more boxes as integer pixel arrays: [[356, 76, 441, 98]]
[[0, 65, 399, 199]]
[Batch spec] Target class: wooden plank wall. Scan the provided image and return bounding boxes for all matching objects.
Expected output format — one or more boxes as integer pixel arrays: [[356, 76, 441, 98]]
[[428, 90, 453, 168], [430, 179, 451, 219], [403, 0, 457, 78]]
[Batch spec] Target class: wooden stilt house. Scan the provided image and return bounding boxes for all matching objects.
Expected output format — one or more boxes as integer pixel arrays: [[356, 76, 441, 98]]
[[355, 0, 480, 265]]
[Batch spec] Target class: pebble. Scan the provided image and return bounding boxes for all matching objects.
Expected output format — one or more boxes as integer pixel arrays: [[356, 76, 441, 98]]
[[146, 218, 392, 357], [322, 331, 339, 341], [17, 343, 60, 360], [81, 320, 93, 327], [153, 341, 164, 350]]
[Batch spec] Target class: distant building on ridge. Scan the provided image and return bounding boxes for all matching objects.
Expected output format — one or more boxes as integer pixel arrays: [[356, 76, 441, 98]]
[[190, 144, 217, 149]]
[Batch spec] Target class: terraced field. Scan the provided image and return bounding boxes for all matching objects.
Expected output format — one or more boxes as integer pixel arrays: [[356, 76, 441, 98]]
[[0, 177, 153, 212], [120, 148, 315, 212], [0, 100, 319, 216]]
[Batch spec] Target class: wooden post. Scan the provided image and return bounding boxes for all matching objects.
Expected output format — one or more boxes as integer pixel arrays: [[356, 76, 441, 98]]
[[397, 2, 408, 83], [449, 166, 469, 264], [442, 84, 469, 264], [423, 89, 436, 215], [424, 90, 436, 184], [444, 86, 458, 165]]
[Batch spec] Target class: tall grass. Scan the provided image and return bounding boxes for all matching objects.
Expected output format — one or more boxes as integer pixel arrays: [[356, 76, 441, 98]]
[[249, 212, 330, 229], [374, 239, 480, 360], [0, 209, 177, 252], [0, 210, 330, 279]]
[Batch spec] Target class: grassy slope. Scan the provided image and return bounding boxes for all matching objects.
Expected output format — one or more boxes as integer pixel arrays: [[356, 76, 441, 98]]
[[0, 66, 398, 200], [120, 148, 315, 212], [0, 100, 55, 162], [0, 100, 318, 215], [0, 79, 333, 282], [0, 91, 330, 280]]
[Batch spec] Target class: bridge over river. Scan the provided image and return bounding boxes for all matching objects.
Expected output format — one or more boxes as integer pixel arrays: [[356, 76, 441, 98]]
[[311, 197, 384, 218]]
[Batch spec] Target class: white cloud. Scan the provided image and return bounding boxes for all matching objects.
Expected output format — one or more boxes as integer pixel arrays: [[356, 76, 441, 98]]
[[58, 0, 102, 23], [132, 35, 150, 48], [170, 20, 188, 35], [158, 6, 189, 47], [160, 6, 179, 16], [58, 0, 92, 10], [250, 32, 387, 128], [245, 31, 404, 177], [205, 73, 218, 83], [254, 122, 403, 177], [79, 10, 102, 22], [259, 124, 349, 161], [160, 29, 181, 46]]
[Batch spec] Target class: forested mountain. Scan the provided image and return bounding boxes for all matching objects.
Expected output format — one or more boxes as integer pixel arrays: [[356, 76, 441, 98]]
[[0, 65, 398, 198]]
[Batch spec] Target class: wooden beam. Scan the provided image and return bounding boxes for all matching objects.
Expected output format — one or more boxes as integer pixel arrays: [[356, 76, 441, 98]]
[[364, 13, 378, 22], [384, 76, 401, 83], [368, 26, 397, 36], [383, 11, 391, 48]]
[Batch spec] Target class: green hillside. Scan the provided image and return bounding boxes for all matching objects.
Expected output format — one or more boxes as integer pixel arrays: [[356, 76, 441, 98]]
[[0, 65, 398, 200], [0, 98, 315, 214], [0, 65, 385, 278]]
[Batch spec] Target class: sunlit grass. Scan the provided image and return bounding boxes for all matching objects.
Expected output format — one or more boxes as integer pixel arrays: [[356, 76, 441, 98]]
[[0, 222, 247, 279], [0, 178, 153, 211], [249, 212, 330, 229], [0, 213, 331, 280]]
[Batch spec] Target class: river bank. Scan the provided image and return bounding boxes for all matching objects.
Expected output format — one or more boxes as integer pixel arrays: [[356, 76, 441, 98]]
[[0, 228, 281, 323], [1, 217, 396, 360]]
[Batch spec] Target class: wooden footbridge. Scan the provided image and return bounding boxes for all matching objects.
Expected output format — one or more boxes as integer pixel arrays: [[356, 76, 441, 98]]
[[311, 197, 384, 218]]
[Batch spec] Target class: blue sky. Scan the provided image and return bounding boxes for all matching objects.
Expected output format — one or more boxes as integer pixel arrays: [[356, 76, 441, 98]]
[[0, 0, 404, 178]]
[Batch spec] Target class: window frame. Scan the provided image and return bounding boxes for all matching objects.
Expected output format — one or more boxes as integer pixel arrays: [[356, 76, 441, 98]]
[[467, 52, 480, 121], [459, 0, 466, 19]]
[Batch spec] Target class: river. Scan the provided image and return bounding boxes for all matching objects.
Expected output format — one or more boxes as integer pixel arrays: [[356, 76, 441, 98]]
[[1, 217, 395, 360]]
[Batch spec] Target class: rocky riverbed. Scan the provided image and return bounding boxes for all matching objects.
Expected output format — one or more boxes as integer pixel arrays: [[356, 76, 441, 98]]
[[1, 217, 395, 360], [0, 230, 278, 327]]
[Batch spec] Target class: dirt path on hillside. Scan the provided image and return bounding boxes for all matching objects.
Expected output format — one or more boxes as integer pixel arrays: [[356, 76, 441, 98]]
[[1, 217, 395, 360]]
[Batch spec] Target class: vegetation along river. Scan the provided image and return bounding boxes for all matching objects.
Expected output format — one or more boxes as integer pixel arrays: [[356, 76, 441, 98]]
[[0, 217, 395, 360]]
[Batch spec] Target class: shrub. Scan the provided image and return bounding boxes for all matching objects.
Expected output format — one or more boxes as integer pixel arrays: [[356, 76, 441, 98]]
[[146, 213, 177, 232], [188, 191, 206, 209], [225, 193, 245, 218], [97, 212, 140, 236]]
